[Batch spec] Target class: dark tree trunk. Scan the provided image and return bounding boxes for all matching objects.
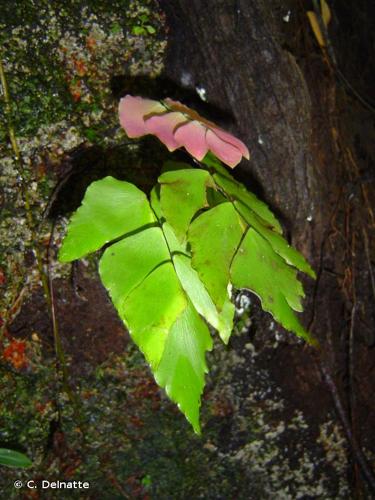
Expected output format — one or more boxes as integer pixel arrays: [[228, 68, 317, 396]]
[[159, 0, 375, 495]]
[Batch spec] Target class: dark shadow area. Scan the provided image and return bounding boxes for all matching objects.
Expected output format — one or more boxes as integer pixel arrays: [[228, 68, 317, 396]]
[[110, 73, 235, 125], [47, 137, 169, 218], [333, 0, 375, 105], [8, 262, 127, 377], [235, 162, 290, 233]]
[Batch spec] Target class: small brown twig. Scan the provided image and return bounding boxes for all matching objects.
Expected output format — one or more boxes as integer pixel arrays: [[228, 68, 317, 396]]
[[0, 51, 84, 431], [46, 221, 86, 432], [0, 56, 50, 325], [316, 358, 375, 495]]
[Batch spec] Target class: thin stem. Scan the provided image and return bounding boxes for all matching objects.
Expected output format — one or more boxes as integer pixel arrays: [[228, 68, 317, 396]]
[[0, 57, 50, 307], [0, 55, 50, 328], [0, 53, 83, 428], [318, 361, 375, 494], [1, 53, 56, 341], [47, 223, 86, 431], [311, 0, 375, 114]]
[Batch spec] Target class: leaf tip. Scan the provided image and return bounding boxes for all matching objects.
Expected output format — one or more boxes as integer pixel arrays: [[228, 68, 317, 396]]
[[309, 267, 317, 280], [186, 407, 202, 435], [308, 335, 320, 349]]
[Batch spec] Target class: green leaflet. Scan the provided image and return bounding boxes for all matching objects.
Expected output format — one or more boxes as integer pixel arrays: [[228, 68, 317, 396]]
[[206, 186, 227, 207], [173, 254, 234, 344], [161, 160, 193, 174], [230, 228, 312, 342], [213, 173, 282, 234], [100, 225, 213, 433], [155, 205, 234, 344], [188, 202, 246, 310], [59, 176, 155, 262], [201, 151, 233, 179], [234, 201, 316, 279], [187, 197, 312, 343], [148, 209, 234, 344], [158, 168, 213, 242], [154, 302, 212, 434], [202, 153, 282, 233], [99, 228, 170, 310], [118, 261, 188, 369], [0, 448, 32, 468]]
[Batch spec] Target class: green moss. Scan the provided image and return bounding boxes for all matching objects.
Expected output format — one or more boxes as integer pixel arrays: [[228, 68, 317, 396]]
[[0, 363, 55, 452], [0, 0, 166, 140]]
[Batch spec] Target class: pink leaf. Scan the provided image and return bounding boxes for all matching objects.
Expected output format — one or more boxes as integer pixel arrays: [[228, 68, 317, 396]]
[[145, 112, 187, 151], [174, 121, 209, 161], [118, 95, 250, 168], [206, 129, 243, 168], [119, 95, 165, 138], [164, 98, 218, 130], [163, 98, 203, 121], [211, 127, 250, 160]]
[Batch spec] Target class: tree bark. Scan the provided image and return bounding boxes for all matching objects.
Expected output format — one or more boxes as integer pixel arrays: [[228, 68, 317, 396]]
[[159, 0, 375, 494]]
